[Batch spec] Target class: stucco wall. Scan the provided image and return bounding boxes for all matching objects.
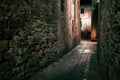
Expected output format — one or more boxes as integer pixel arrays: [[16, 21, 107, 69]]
[[80, 7, 92, 31]]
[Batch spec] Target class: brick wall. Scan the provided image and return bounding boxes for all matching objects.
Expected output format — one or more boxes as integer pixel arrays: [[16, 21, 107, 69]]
[[97, 0, 120, 80], [0, 0, 80, 80]]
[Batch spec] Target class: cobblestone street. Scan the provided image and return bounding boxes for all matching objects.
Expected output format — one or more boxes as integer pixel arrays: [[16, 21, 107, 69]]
[[0, 0, 119, 80], [30, 40, 101, 80]]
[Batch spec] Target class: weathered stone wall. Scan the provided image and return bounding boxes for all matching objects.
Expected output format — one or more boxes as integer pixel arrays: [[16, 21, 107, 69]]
[[65, 0, 80, 48], [97, 0, 120, 80], [0, 0, 80, 80]]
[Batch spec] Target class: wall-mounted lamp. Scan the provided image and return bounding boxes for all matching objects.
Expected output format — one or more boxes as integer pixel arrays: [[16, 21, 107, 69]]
[[97, 0, 99, 3]]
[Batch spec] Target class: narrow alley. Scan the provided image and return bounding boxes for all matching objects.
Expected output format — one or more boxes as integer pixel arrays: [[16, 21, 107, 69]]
[[30, 40, 101, 80], [0, 0, 120, 80]]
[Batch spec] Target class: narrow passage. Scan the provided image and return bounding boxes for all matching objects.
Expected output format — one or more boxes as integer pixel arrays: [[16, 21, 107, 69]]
[[30, 40, 101, 80]]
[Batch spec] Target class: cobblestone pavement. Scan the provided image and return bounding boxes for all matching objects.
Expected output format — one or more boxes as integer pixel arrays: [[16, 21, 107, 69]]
[[30, 40, 101, 80]]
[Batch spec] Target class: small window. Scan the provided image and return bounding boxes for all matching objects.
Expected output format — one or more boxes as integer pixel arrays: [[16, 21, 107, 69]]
[[81, 8, 84, 14]]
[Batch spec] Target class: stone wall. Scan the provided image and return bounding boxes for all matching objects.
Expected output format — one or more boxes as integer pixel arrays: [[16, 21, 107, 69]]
[[97, 0, 120, 80], [0, 0, 80, 80], [65, 0, 80, 47]]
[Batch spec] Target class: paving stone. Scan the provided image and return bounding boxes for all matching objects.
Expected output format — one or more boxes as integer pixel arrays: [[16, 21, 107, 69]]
[[30, 40, 101, 80]]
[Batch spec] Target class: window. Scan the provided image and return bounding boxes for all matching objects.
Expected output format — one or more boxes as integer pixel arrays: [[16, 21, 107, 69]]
[[81, 8, 84, 14]]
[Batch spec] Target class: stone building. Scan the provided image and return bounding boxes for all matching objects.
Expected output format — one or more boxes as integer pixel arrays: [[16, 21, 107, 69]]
[[0, 0, 80, 80], [80, 3, 92, 32], [80, 0, 92, 40], [97, 0, 120, 80], [80, 0, 97, 41], [0, 0, 120, 80]]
